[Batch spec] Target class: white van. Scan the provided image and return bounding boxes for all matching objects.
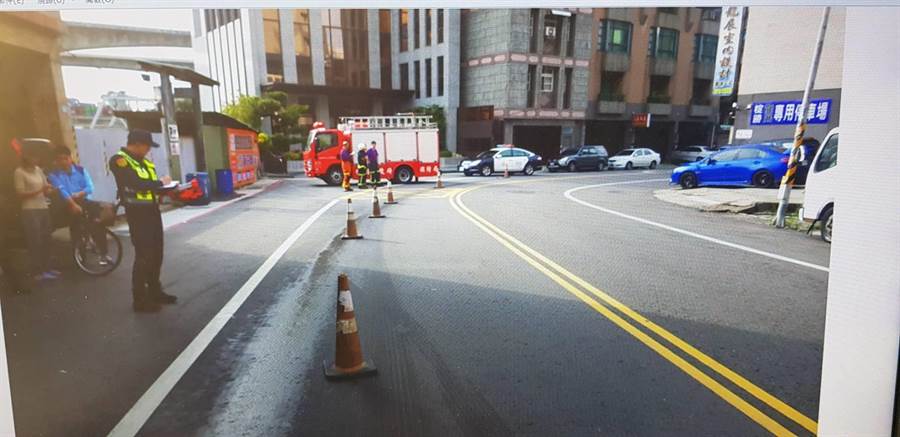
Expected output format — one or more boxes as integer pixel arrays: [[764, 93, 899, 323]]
[[801, 127, 838, 243]]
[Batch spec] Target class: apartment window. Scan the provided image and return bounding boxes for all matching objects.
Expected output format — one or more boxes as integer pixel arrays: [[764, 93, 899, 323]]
[[539, 66, 559, 109], [414, 9, 420, 49], [598, 19, 632, 53], [658, 7, 678, 15], [379, 10, 392, 89], [691, 78, 712, 105], [693, 34, 718, 63], [321, 10, 369, 87], [599, 72, 625, 101], [437, 56, 444, 96], [526, 64, 537, 107], [425, 58, 432, 97], [293, 10, 313, 85], [700, 8, 721, 22], [400, 9, 409, 52], [543, 12, 562, 56], [262, 9, 283, 83], [400, 62, 409, 90], [437, 9, 444, 44], [414, 60, 421, 98], [565, 16, 577, 57], [649, 27, 679, 59], [528, 9, 540, 53], [562, 67, 573, 109], [425, 9, 432, 46], [648, 75, 671, 103]]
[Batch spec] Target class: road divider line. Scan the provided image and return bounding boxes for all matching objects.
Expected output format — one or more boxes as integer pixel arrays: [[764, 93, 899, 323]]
[[450, 179, 816, 435], [564, 184, 829, 273], [108, 197, 342, 437]]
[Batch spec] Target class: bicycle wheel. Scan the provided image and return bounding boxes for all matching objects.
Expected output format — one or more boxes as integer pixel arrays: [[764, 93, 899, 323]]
[[74, 228, 123, 276]]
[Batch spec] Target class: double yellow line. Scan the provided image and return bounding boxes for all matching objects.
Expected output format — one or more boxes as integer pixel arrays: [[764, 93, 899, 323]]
[[449, 180, 817, 436]]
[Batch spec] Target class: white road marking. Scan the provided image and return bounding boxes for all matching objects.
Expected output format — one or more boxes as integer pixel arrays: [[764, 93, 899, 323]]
[[107, 197, 342, 437], [0, 302, 16, 436], [564, 181, 830, 273]]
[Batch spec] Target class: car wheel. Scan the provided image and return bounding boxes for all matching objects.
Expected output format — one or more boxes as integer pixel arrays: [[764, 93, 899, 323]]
[[597, 161, 606, 171], [523, 164, 535, 176], [625, 162, 633, 170], [326, 166, 343, 186], [395, 166, 414, 184], [649, 161, 657, 169], [568, 162, 577, 172], [820, 206, 833, 243], [480, 165, 493, 177], [679, 172, 698, 189], [752, 170, 774, 188]]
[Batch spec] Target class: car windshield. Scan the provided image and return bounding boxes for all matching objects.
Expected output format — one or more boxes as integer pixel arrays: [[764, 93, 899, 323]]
[[560, 148, 578, 156], [615, 150, 635, 156], [474, 150, 495, 159]]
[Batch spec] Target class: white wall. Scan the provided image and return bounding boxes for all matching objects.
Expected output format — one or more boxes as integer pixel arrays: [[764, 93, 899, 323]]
[[739, 7, 845, 95], [816, 6, 899, 435]]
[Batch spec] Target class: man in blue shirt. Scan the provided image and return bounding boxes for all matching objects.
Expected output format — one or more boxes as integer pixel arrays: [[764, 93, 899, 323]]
[[48, 145, 109, 262]]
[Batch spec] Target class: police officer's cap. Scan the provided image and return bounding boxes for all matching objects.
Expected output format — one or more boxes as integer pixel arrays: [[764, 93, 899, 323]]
[[127, 129, 160, 148]]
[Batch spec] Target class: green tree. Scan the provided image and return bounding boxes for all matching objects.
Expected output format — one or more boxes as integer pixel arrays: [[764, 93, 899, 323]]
[[224, 93, 309, 154], [410, 105, 447, 150]]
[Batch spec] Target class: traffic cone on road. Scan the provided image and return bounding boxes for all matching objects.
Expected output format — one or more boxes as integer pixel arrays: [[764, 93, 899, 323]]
[[385, 181, 397, 204], [369, 186, 385, 219], [341, 198, 363, 240], [324, 273, 377, 380], [435, 170, 445, 189]]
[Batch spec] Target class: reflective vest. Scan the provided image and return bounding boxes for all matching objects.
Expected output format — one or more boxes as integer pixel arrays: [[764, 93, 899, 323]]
[[116, 150, 158, 203]]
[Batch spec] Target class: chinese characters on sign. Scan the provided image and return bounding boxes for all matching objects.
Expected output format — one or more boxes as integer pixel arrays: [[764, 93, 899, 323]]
[[749, 99, 832, 125], [713, 7, 744, 96], [632, 113, 651, 128]]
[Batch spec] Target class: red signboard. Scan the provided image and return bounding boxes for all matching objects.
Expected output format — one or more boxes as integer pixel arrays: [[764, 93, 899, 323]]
[[632, 113, 651, 128]]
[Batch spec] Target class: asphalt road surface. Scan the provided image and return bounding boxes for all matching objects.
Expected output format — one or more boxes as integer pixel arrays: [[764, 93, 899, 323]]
[[1, 170, 830, 436]]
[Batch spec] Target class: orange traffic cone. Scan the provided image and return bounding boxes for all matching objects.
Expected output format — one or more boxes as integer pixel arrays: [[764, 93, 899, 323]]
[[341, 198, 363, 240], [385, 181, 397, 204], [435, 170, 445, 189], [324, 273, 377, 380], [369, 186, 385, 218]]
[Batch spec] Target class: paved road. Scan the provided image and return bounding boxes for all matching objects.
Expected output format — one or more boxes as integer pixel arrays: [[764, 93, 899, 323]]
[[2, 170, 829, 436]]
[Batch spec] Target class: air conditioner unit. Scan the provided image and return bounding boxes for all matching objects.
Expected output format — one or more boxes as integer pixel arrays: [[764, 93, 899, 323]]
[[545, 25, 557, 38]]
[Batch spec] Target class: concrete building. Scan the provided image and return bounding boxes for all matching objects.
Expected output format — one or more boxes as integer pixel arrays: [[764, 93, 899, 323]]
[[458, 7, 722, 160], [191, 8, 460, 150], [734, 7, 845, 143], [587, 7, 722, 158], [458, 8, 594, 159]]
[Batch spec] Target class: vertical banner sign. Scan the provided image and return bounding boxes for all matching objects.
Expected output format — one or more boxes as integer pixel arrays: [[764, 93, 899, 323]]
[[167, 124, 180, 156], [713, 6, 744, 96]]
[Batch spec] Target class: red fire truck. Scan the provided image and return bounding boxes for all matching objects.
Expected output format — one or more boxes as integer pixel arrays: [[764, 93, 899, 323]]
[[303, 115, 441, 185]]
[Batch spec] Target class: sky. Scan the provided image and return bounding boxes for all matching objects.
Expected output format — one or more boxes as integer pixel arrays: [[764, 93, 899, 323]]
[[60, 9, 195, 105]]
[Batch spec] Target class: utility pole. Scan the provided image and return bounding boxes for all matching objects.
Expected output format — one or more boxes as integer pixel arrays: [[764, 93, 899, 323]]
[[159, 74, 182, 182], [775, 7, 830, 228]]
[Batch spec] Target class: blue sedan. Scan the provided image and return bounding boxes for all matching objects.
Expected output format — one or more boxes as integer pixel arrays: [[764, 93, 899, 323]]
[[670, 144, 789, 189]]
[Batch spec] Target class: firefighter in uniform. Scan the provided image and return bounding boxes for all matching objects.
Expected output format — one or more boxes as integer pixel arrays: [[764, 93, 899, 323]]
[[109, 130, 178, 312], [340, 141, 354, 192], [356, 143, 369, 189]]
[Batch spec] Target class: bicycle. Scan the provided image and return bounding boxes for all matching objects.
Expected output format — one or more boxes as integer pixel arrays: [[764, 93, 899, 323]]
[[72, 201, 123, 276]]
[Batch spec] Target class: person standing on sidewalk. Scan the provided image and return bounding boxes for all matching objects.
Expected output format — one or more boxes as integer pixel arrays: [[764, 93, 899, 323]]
[[366, 141, 380, 187], [14, 152, 59, 282], [340, 141, 354, 192], [109, 130, 178, 312], [356, 143, 368, 189], [48, 145, 110, 265]]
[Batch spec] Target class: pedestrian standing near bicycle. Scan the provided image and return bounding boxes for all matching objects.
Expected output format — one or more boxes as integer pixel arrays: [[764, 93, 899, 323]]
[[14, 150, 59, 282], [49, 145, 111, 266], [109, 130, 178, 313]]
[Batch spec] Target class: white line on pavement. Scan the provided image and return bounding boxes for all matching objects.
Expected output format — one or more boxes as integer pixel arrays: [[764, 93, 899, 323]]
[[0, 302, 16, 436], [564, 181, 830, 273], [107, 196, 341, 437]]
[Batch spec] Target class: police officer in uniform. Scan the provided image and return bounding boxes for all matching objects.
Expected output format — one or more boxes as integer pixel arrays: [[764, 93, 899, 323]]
[[109, 130, 178, 312]]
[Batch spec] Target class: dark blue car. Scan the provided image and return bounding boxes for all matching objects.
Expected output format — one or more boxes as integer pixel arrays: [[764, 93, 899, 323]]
[[670, 144, 789, 189]]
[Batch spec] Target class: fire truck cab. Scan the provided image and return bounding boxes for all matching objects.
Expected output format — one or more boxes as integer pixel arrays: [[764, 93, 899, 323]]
[[303, 115, 441, 186]]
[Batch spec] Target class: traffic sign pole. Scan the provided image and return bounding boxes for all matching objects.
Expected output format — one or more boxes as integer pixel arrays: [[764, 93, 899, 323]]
[[775, 7, 830, 228]]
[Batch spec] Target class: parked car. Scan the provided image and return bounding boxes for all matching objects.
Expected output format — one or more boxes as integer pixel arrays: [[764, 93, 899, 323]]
[[670, 143, 789, 189], [670, 145, 715, 164], [548, 145, 609, 172], [459, 145, 544, 176], [608, 148, 661, 170], [801, 128, 838, 243]]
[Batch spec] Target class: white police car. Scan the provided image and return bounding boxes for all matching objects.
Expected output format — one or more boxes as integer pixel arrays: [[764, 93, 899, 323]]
[[458, 145, 544, 176]]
